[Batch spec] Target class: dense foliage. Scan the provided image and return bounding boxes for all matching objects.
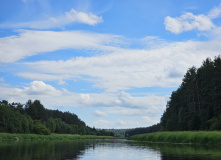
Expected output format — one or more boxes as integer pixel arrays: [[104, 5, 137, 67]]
[[125, 123, 161, 137], [161, 56, 221, 131], [0, 100, 113, 136]]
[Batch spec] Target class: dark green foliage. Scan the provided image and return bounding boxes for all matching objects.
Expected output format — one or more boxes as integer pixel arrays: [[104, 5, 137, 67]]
[[0, 104, 33, 134], [125, 123, 161, 137], [161, 56, 221, 131], [0, 100, 111, 136], [33, 120, 51, 135], [104, 129, 125, 137], [96, 129, 114, 136]]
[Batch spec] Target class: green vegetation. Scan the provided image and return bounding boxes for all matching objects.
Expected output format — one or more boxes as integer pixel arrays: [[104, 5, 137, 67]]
[[161, 56, 221, 131], [125, 123, 161, 137], [0, 133, 114, 141], [0, 100, 113, 136], [128, 131, 221, 145]]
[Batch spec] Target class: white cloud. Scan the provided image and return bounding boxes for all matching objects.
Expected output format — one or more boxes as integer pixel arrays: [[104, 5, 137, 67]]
[[0, 81, 168, 116], [16, 38, 221, 92], [0, 30, 120, 63], [23, 81, 61, 96], [0, 78, 4, 82], [80, 93, 91, 104], [208, 3, 221, 19], [142, 116, 159, 125], [93, 110, 108, 117], [58, 80, 66, 85], [0, 9, 102, 29], [116, 119, 139, 126], [209, 26, 221, 40], [93, 119, 139, 129], [164, 12, 214, 34], [64, 9, 103, 26]]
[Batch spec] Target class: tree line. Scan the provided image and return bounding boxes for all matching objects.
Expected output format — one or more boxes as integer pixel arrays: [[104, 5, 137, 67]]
[[125, 123, 161, 137], [104, 129, 127, 137], [161, 56, 221, 131], [0, 99, 113, 136]]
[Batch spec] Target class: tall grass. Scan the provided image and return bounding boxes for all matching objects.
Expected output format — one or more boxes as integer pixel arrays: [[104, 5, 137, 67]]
[[128, 131, 221, 145], [0, 133, 115, 141]]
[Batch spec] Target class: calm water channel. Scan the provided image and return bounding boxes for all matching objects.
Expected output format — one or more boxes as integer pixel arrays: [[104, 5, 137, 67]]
[[0, 139, 221, 160]]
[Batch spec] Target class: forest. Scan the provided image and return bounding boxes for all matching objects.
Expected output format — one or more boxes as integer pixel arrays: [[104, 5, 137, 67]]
[[161, 55, 221, 131], [125, 123, 161, 137], [0, 99, 113, 136]]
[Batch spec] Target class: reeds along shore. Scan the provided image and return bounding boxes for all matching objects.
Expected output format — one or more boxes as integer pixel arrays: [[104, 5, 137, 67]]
[[0, 133, 115, 141], [128, 131, 221, 145]]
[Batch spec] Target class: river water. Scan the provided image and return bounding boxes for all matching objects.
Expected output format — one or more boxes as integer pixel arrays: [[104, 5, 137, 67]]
[[0, 139, 221, 160]]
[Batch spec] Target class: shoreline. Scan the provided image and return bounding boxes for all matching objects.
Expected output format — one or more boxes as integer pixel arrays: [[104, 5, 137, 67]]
[[0, 133, 115, 141], [128, 131, 221, 145]]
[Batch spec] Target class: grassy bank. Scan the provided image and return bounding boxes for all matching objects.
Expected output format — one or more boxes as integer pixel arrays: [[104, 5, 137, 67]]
[[128, 131, 221, 145], [0, 133, 115, 141]]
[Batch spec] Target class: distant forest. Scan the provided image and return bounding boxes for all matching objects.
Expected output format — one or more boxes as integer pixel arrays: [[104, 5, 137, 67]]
[[125, 123, 161, 137], [0, 99, 113, 136], [161, 56, 221, 131]]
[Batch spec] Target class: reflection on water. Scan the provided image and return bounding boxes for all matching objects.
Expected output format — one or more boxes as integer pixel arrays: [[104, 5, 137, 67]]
[[0, 139, 221, 160], [143, 142, 221, 160]]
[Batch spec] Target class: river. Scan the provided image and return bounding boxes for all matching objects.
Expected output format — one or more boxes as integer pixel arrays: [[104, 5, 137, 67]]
[[0, 139, 221, 160]]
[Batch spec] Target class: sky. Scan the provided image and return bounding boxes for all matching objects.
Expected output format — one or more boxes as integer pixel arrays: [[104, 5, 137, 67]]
[[1, 0, 221, 129]]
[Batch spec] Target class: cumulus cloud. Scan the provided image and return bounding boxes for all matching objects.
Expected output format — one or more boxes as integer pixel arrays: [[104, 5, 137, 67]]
[[23, 81, 61, 96], [0, 9, 102, 29], [0, 81, 168, 117], [93, 110, 108, 117], [164, 12, 214, 34]]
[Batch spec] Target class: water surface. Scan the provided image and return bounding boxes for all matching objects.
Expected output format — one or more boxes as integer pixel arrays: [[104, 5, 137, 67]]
[[0, 139, 220, 160]]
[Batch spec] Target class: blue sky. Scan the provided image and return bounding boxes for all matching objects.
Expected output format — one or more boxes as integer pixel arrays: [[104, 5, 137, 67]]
[[1, 0, 221, 129]]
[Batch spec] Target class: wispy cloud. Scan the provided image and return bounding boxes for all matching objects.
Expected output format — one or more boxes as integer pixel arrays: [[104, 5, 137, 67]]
[[17, 40, 221, 92], [0, 9, 102, 29], [0, 30, 120, 63], [1, 29, 221, 92], [208, 3, 221, 19], [0, 78, 4, 82]]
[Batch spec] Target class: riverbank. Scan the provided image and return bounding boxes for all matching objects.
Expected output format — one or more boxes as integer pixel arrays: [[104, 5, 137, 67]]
[[0, 133, 115, 141], [128, 131, 221, 145]]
